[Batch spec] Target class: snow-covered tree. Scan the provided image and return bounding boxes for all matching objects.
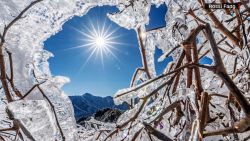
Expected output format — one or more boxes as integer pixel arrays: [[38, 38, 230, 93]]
[[0, 0, 249, 141]]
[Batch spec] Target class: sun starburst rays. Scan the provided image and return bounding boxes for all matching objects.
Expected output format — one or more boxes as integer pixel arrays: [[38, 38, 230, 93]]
[[66, 18, 125, 70]]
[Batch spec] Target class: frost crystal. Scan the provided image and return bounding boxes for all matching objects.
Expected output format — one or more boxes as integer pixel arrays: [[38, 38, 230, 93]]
[[7, 100, 59, 140], [0, 0, 250, 141]]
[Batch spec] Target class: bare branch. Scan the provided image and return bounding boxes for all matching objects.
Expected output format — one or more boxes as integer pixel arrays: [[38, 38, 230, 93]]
[[192, 42, 204, 95], [159, 45, 181, 61], [0, 0, 43, 102], [6, 51, 13, 82], [5, 50, 23, 98], [115, 61, 214, 99], [32, 70, 65, 140], [20, 81, 46, 100], [204, 23, 250, 115], [0, 135, 5, 141], [143, 122, 173, 141], [188, 9, 206, 24], [0, 44, 12, 102], [36, 86, 65, 141], [0, 127, 16, 132], [104, 99, 147, 141], [137, 27, 151, 79], [131, 128, 143, 141], [200, 0, 241, 47], [203, 127, 236, 137], [198, 92, 209, 139], [153, 101, 181, 123], [182, 43, 193, 88], [1, 0, 43, 42], [115, 51, 185, 98], [130, 67, 145, 87]]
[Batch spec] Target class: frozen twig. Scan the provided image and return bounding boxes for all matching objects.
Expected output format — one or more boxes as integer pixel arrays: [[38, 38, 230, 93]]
[[143, 122, 173, 141], [6, 51, 22, 98], [200, 0, 241, 47], [204, 23, 250, 115], [137, 27, 151, 79], [1, 0, 43, 43], [0, 0, 43, 102], [31, 70, 65, 141]]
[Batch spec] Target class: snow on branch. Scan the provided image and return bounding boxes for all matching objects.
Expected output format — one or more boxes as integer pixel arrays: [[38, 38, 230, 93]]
[[0, 0, 249, 141]]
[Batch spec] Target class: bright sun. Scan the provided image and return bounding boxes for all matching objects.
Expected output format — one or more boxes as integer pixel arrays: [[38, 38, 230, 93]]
[[95, 37, 106, 48], [69, 19, 123, 68]]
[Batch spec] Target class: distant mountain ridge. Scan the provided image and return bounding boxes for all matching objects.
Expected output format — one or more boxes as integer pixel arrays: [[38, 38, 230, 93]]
[[69, 93, 128, 121]]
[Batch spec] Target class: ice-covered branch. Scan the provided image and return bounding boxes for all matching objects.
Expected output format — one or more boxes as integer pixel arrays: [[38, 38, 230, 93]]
[[204, 23, 250, 114], [199, 0, 241, 47], [143, 122, 173, 141], [1, 0, 43, 43]]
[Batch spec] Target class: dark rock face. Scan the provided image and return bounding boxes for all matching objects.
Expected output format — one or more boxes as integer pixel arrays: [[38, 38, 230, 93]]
[[77, 108, 123, 125], [69, 93, 128, 121], [94, 108, 122, 123]]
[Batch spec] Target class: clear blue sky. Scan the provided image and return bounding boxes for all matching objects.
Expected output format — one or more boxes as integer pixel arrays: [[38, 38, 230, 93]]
[[44, 4, 211, 96]]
